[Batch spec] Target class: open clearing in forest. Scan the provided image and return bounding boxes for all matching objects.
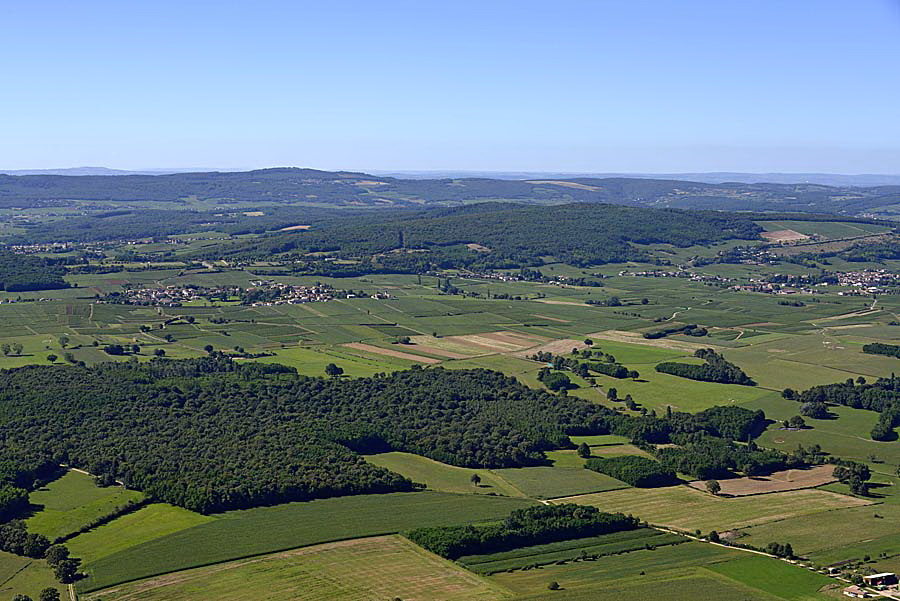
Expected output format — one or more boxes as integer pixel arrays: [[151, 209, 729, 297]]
[[342, 342, 442, 363], [687, 465, 836, 497], [553, 486, 871, 532], [84, 535, 510, 601], [26, 469, 145, 541], [399, 343, 470, 359], [365, 452, 524, 497]]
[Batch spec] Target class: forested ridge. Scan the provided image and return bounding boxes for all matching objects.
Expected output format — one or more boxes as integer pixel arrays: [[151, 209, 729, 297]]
[[225, 202, 763, 270], [0, 357, 775, 514], [0, 251, 69, 291], [2, 167, 898, 213]]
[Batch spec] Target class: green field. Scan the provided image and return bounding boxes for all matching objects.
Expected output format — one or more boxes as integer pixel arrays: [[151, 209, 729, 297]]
[[491, 467, 628, 499], [66, 503, 215, 564], [707, 555, 833, 600], [84, 535, 510, 601], [365, 452, 525, 496], [459, 528, 686, 574], [555, 486, 870, 532], [78, 492, 536, 592], [26, 470, 144, 541], [0, 551, 58, 601], [490, 541, 795, 600]]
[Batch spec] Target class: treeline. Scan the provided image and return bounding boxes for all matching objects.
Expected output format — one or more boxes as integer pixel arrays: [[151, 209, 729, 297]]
[[585, 456, 676, 487], [405, 504, 638, 559], [656, 434, 790, 479], [655, 349, 755, 386], [863, 343, 900, 359], [0, 251, 69, 291], [793, 376, 900, 441], [643, 324, 707, 339]]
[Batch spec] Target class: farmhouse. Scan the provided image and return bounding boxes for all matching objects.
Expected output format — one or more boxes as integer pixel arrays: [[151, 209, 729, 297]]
[[862, 572, 897, 587], [842, 585, 870, 598]]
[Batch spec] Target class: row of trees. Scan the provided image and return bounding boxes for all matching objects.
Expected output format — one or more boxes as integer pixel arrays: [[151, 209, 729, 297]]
[[584, 456, 676, 487], [406, 504, 639, 559]]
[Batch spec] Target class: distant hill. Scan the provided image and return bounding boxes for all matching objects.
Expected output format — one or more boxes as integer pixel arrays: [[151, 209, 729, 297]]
[[1, 167, 899, 213], [378, 171, 900, 187]]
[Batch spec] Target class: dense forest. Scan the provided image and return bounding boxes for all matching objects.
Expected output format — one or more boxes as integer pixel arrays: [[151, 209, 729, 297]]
[[2, 168, 899, 213], [0, 251, 69, 291], [584, 456, 676, 487], [0, 357, 775, 513], [655, 349, 755, 386], [224, 202, 763, 271], [863, 343, 900, 359], [405, 504, 638, 559]]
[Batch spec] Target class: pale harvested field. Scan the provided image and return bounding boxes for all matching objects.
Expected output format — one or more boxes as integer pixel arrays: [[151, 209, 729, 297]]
[[687, 465, 836, 497], [278, 224, 311, 231], [465, 243, 491, 252], [342, 343, 442, 364], [535, 299, 584, 306], [454, 334, 526, 352], [554, 486, 871, 532], [809, 308, 882, 323], [526, 180, 601, 191], [409, 336, 492, 356], [477, 331, 547, 347], [403, 343, 470, 359], [761, 229, 809, 242], [85, 535, 510, 601], [589, 330, 716, 352], [512, 338, 589, 358]]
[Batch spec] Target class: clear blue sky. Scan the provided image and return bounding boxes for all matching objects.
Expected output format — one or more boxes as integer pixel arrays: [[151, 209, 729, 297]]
[[3, 0, 899, 173]]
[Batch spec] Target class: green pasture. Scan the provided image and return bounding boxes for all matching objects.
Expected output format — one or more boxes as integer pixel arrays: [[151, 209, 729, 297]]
[[78, 492, 536, 593], [707, 555, 833, 601], [66, 503, 215, 565], [365, 452, 524, 497], [26, 470, 144, 541], [0, 551, 58, 601], [491, 467, 628, 499]]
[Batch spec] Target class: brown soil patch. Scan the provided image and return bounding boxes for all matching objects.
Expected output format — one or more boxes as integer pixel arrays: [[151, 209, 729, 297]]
[[688, 465, 836, 497], [242, 211, 265, 217], [526, 180, 601, 191], [762, 229, 810, 242], [454, 334, 527, 352], [278, 224, 312, 231], [343, 343, 441, 363], [477, 331, 547, 347]]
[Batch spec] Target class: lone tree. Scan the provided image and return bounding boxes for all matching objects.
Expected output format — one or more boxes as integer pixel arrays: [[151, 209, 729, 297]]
[[324, 363, 344, 378], [46, 354, 57, 363], [708, 530, 720, 543], [470, 473, 482, 487], [577, 442, 591, 458], [203, 344, 214, 354], [547, 581, 560, 591], [706, 480, 721, 496], [40, 589, 61, 601], [583, 338, 593, 346]]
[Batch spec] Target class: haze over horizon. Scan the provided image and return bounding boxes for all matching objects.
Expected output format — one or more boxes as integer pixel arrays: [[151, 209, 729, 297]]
[[3, 1, 899, 173]]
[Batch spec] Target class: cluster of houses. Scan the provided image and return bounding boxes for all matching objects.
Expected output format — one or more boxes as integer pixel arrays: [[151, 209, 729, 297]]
[[835, 270, 900, 296], [100, 285, 244, 307], [619, 269, 733, 284]]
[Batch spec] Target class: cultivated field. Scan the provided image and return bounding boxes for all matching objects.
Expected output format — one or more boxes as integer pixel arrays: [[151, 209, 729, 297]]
[[78, 492, 535, 592], [554, 486, 871, 532], [0, 551, 58, 601], [84, 535, 510, 601], [365, 452, 524, 497], [687, 465, 836, 497]]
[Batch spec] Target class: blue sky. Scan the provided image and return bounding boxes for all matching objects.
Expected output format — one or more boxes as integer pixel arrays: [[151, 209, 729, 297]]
[[2, 1, 899, 172]]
